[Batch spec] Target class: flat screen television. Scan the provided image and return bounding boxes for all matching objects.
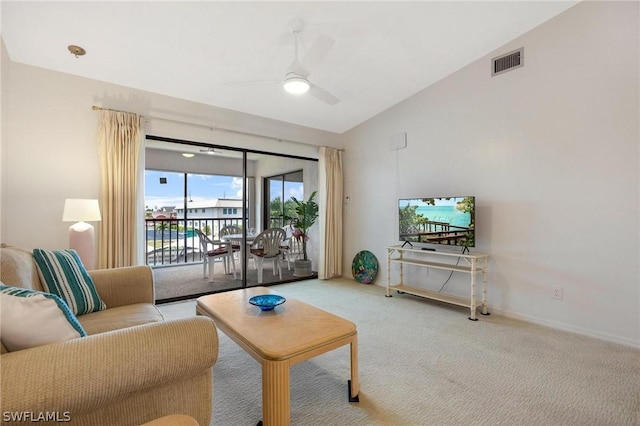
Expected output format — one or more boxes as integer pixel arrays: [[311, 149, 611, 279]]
[[398, 196, 475, 248]]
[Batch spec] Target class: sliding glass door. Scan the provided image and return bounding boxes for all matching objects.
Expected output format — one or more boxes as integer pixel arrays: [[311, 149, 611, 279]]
[[144, 137, 318, 302], [144, 144, 246, 301]]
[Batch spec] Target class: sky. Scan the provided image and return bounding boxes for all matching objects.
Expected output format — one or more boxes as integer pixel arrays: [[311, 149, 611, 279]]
[[145, 170, 304, 210], [145, 170, 243, 210]]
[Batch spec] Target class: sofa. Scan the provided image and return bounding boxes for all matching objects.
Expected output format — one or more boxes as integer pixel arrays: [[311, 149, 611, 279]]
[[0, 246, 219, 425]]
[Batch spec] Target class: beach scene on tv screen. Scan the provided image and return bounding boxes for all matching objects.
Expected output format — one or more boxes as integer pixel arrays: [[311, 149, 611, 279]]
[[398, 197, 475, 246]]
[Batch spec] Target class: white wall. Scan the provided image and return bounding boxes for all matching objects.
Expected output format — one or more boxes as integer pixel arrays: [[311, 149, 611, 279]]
[[1, 55, 341, 252], [342, 1, 639, 347]]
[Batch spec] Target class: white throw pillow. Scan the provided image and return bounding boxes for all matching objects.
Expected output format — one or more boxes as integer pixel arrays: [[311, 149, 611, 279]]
[[0, 284, 86, 352]]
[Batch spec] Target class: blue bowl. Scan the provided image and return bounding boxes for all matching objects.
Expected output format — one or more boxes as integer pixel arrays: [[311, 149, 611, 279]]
[[249, 294, 286, 311]]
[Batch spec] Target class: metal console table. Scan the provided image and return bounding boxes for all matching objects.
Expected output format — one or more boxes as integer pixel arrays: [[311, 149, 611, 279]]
[[386, 245, 490, 320]]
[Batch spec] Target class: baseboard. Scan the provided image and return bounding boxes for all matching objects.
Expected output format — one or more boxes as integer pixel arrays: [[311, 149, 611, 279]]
[[491, 307, 640, 349], [370, 279, 639, 349]]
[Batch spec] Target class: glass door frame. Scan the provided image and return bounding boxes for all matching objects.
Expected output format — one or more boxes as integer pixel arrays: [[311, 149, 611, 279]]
[[146, 134, 318, 292]]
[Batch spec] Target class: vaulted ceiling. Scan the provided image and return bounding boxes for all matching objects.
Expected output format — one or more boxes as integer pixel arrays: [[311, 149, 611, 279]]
[[1, 1, 578, 134]]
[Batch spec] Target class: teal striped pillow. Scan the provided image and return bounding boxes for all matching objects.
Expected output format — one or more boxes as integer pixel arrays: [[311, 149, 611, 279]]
[[33, 249, 106, 315], [0, 284, 86, 352]]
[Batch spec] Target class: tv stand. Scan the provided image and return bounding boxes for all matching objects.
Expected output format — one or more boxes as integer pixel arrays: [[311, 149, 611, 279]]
[[401, 241, 414, 248], [386, 245, 489, 320]]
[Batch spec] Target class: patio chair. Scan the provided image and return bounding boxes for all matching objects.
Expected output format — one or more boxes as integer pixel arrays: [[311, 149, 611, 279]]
[[195, 229, 236, 281], [219, 224, 243, 270], [280, 232, 304, 271], [220, 225, 242, 250], [249, 228, 286, 284]]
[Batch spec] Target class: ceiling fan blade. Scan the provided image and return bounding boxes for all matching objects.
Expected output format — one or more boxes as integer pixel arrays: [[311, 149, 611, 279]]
[[309, 84, 340, 105], [223, 79, 280, 87], [301, 34, 335, 71]]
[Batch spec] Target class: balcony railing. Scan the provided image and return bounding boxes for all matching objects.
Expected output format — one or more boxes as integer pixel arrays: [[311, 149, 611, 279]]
[[145, 217, 245, 266]]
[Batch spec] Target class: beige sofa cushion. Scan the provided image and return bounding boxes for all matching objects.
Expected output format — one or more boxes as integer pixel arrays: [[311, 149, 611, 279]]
[[0, 246, 43, 291], [1, 317, 218, 426], [79, 303, 164, 335], [0, 246, 162, 352]]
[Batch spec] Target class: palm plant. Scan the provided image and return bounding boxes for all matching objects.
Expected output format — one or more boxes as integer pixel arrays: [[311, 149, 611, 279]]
[[289, 191, 318, 261]]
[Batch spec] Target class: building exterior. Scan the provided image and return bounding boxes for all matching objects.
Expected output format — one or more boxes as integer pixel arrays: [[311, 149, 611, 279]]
[[150, 206, 177, 220], [174, 199, 242, 221]]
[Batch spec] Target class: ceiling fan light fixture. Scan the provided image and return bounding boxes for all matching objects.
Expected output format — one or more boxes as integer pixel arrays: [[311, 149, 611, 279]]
[[283, 74, 310, 95], [199, 147, 216, 155]]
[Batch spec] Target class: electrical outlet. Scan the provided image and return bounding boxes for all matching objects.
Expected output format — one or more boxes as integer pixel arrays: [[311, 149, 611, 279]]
[[552, 286, 563, 300]]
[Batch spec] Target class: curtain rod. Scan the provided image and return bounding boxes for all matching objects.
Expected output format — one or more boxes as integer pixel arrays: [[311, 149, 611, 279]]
[[91, 105, 344, 151]]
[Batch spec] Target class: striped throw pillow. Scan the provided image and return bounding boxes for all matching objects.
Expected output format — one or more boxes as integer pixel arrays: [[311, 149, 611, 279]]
[[0, 284, 87, 351], [33, 249, 106, 315]]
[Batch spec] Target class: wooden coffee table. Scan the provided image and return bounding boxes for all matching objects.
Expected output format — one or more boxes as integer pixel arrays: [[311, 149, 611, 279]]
[[196, 286, 359, 426]]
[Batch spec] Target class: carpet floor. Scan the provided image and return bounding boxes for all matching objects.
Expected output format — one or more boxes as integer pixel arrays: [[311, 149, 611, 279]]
[[158, 278, 639, 426]]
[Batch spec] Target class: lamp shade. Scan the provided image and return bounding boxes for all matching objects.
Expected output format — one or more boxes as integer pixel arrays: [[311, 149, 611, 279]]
[[62, 199, 102, 222]]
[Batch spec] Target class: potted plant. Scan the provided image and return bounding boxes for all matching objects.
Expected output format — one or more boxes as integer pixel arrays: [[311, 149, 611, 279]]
[[289, 191, 318, 277]]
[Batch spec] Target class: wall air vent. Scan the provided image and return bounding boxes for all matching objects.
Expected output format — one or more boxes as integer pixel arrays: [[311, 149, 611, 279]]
[[491, 47, 524, 77]]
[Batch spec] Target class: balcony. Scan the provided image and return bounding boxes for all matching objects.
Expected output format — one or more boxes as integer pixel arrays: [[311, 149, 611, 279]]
[[146, 217, 316, 301], [145, 217, 244, 266]]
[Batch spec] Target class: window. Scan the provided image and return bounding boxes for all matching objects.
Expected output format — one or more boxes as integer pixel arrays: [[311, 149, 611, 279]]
[[265, 170, 303, 228]]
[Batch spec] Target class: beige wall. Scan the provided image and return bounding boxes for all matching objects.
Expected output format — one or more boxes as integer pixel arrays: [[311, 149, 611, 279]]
[[1, 1, 638, 347], [1, 55, 340, 253], [343, 1, 639, 347]]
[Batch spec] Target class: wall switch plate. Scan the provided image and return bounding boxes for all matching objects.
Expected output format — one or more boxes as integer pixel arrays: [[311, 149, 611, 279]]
[[552, 286, 563, 300]]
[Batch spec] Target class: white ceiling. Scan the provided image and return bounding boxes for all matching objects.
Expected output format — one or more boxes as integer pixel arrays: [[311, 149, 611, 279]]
[[1, 1, 578, 134]]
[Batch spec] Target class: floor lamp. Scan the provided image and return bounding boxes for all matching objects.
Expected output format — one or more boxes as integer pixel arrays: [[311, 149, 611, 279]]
[[62, 199, 101, 270]]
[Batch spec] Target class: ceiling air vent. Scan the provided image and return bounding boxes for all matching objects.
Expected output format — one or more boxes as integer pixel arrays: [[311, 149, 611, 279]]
[[492, 47, 524, 77]]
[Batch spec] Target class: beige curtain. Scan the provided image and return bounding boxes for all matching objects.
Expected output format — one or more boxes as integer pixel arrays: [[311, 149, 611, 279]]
[[97, 110, 141, 268], [318, 147, 343, 279]]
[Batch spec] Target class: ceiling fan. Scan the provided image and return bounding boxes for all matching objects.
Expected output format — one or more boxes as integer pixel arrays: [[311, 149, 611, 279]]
[[228, 19, 340, 105], [283, 19, 339, 105]]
